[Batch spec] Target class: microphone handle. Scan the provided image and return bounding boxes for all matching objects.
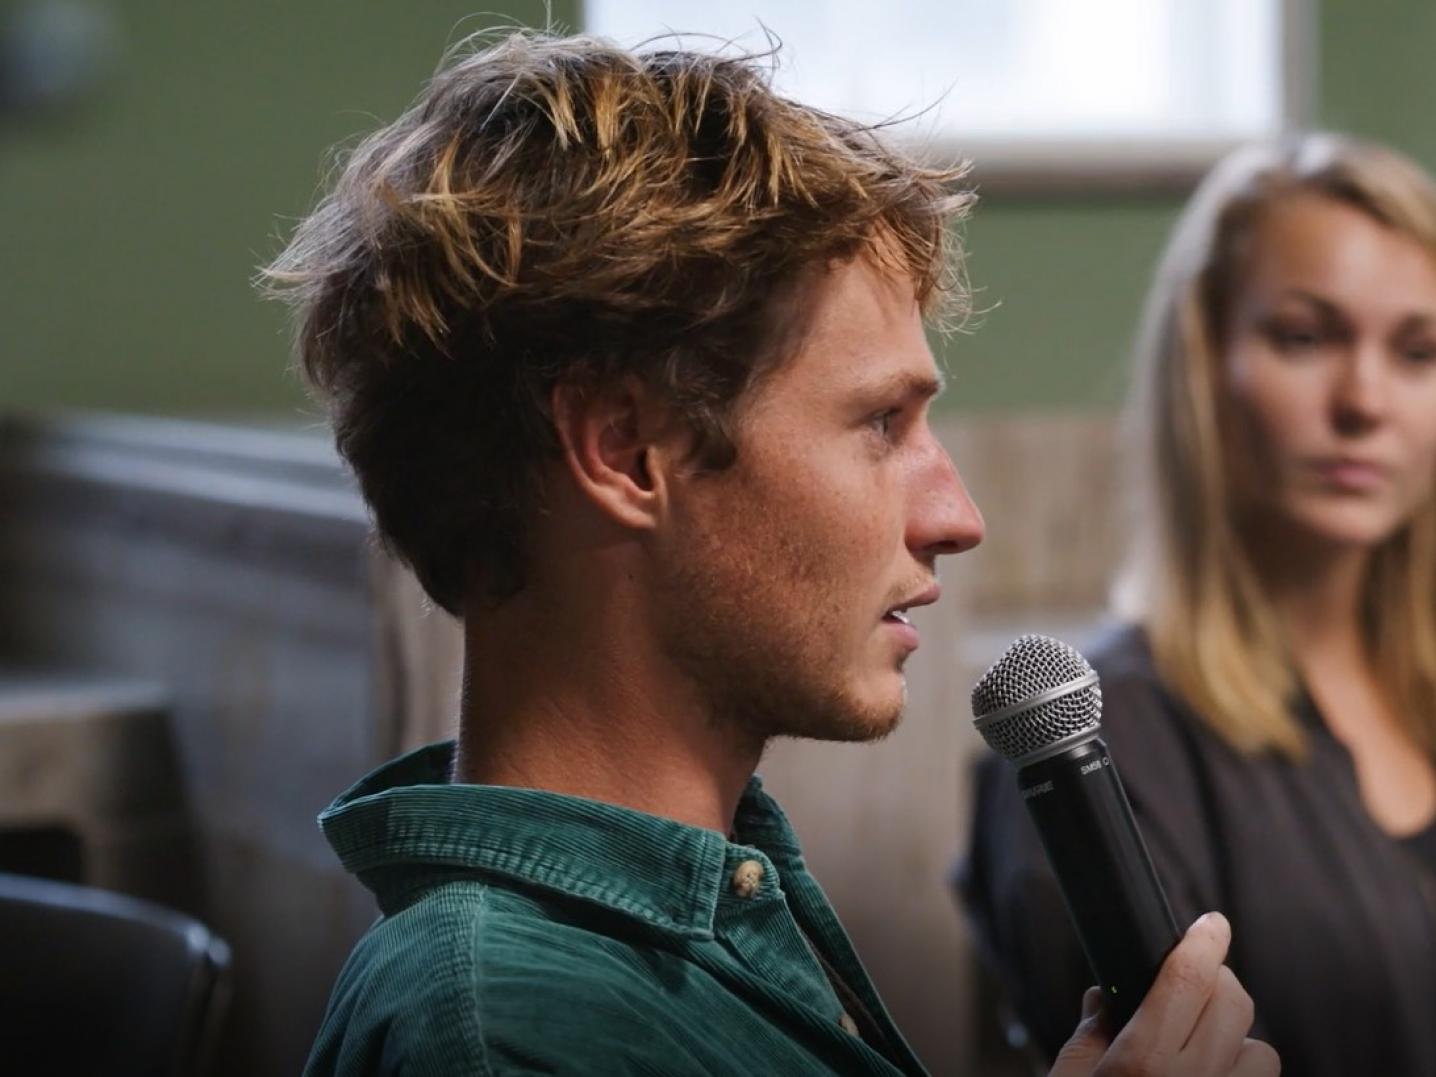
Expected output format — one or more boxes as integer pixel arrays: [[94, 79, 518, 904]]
[[1016, 736, 1181, 1029]]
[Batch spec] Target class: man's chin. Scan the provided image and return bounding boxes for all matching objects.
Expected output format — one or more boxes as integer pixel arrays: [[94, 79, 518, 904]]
[[836, 676, 907, 741], [775, 692, 905, 745]]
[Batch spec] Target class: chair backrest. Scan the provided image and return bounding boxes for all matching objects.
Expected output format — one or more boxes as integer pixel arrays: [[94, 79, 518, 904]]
[[0, 871, 231, 1077]]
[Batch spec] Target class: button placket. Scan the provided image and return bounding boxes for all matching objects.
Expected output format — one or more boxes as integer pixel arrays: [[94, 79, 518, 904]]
[[715, 851, 849, 1028]]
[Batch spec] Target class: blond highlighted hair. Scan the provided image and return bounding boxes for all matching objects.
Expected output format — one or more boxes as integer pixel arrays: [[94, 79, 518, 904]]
[[261, 30, 972, 614], [1117, 133, 1436, 758]]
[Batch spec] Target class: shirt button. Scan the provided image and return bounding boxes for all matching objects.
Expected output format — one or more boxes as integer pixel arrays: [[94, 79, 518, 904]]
[[730, 859, 764, 898], [839, 1013, 860, 1036]]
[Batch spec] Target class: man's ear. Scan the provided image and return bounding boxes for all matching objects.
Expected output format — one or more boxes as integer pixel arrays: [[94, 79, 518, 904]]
[[550, 376, 686, 530]]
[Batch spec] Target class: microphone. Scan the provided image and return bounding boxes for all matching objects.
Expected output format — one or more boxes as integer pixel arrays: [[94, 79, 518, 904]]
[[971, 633, 1180, 1030]]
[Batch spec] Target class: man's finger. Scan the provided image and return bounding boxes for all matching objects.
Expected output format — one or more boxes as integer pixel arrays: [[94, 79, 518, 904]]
[[1179, 965, 1256, 1070], [1112, 912, 1231, 1063], [1046, 988, 1109, 1077], [1232, 1037, 1281, 1076]]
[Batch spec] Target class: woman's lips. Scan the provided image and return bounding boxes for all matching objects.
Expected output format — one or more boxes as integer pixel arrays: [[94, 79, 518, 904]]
[[1309, 457, 1391, 491]]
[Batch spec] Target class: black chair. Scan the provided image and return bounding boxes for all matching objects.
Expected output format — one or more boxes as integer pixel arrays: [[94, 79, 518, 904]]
[[0, 871, 231, 1077]]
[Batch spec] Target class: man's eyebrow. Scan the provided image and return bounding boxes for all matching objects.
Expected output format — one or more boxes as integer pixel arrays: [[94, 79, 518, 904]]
[[859, 368, 946, 403]]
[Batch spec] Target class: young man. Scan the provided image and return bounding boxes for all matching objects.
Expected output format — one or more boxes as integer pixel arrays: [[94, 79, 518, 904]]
[[267, 31, 1278, 1077]]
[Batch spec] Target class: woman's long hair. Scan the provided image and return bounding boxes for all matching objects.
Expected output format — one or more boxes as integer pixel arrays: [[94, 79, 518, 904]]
[[1115, 133, 1436, 758]]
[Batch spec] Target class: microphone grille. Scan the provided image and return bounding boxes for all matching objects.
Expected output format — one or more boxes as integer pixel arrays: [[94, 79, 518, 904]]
[[971, 634, 1102, 762]]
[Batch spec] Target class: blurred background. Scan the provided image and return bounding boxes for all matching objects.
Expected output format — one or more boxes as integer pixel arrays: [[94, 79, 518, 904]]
[[0, 1, 1429, 1074]]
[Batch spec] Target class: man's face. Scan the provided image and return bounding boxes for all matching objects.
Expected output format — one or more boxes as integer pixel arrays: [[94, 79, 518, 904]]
[[655, 254, 984, 743]]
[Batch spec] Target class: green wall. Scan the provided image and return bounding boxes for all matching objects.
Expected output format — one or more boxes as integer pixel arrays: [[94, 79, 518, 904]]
[[1, 1, 1430, 416], [939, 198, 1179, 411], [0, 1, 557, 417]]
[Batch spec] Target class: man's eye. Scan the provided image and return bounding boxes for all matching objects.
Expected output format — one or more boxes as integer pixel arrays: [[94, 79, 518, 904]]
[[869, 408, 900, 438]]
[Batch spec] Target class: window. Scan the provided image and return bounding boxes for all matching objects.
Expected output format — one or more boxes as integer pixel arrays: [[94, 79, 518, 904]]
[[581, 0, 1311, 191]]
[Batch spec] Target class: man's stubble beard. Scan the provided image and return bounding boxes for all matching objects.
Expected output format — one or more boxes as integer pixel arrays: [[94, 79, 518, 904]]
[[653, 507, 906, 747]]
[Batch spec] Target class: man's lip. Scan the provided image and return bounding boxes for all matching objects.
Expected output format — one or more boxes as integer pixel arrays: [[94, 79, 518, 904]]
[[884, 583, 942, 619]]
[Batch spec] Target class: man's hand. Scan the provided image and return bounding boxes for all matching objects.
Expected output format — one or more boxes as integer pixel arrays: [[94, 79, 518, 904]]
[[1048, 913, 1279, 1077]]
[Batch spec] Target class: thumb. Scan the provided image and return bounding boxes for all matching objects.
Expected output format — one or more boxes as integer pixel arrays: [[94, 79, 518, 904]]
[[1047, 988, 1109, 1077]]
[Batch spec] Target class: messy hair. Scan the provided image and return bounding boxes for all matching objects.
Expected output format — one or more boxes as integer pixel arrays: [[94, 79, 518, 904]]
[[261, 30, 972, 614]]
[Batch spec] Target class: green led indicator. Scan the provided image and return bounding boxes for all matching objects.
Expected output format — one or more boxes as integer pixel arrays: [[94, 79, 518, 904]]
[[1108, 986, 1118, 995]]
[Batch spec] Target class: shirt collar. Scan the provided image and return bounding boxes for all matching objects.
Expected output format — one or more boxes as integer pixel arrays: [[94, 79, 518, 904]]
[[318, 740, 806, 940]]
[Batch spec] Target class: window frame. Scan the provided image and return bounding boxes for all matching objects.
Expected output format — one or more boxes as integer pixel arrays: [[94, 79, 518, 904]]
[[577, 0, 1317, 195]]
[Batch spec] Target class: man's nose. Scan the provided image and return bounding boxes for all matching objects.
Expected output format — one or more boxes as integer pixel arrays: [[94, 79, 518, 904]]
[[907, 436, 984, 559]]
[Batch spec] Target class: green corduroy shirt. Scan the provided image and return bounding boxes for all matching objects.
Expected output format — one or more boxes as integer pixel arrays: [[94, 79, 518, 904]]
[[304, 741, 930, 1076]]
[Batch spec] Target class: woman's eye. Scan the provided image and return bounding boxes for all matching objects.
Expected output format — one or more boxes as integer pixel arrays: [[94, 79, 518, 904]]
[[1400, 341, 1436, 365], [1266, 323, 1323, 352]]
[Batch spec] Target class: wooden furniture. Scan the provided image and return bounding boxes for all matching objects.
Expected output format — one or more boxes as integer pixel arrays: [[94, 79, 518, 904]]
[[0, 414, 433, 1077]]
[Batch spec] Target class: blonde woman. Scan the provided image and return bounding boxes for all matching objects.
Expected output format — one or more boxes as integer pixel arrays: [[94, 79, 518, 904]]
[[962, 133, 1436, 1077]]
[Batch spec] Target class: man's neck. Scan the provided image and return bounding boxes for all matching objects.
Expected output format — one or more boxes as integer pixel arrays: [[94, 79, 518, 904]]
[[453, 584, 765, 835]]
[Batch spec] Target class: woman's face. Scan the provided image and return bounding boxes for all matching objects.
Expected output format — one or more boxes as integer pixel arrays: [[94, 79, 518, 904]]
[[1221, 193, 1436, 552]]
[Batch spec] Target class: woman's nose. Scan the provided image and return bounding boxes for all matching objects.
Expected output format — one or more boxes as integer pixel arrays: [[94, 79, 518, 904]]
[[1330, 345, 1391, 434]]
